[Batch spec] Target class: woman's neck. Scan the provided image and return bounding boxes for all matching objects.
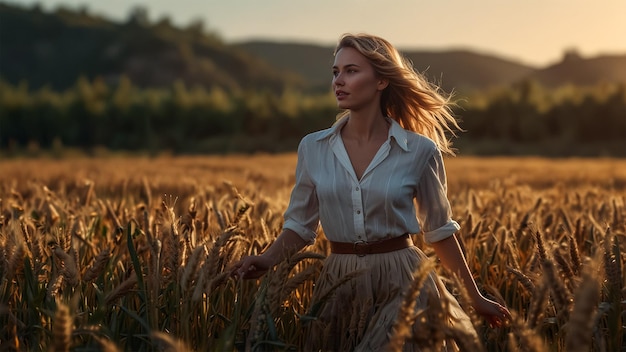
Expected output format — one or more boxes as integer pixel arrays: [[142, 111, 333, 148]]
[[342, 110, 389, 143]]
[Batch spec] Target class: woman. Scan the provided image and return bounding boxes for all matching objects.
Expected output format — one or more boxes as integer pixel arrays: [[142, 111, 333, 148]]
[[232, 33, 511, 351]]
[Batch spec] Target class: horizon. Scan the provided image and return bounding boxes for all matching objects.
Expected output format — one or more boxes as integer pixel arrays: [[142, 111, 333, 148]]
[[3, 0, 626, 67]]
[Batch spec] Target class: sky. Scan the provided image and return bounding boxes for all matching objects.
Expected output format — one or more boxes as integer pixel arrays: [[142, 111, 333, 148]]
[[5, 0, 626, 67]]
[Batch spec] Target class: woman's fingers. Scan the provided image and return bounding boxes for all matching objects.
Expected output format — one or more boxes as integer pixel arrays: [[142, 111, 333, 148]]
[[497, 304, 511, 324], [244, 265, 257, 278], [228, 260, 244, 277], [477, 299, 511, 328], [228, 259, 250, 278], [236, 261, 251, 278], [229, 256, 271, 279], [233, 259, 263, 279], [488, 305, 511, 328]]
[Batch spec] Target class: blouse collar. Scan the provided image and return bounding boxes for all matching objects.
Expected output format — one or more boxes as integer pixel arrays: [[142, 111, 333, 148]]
[[315, 115, 410, 152]]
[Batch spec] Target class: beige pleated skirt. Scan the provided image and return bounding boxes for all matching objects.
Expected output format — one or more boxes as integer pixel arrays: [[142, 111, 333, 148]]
[[304, 246, 478, 352]]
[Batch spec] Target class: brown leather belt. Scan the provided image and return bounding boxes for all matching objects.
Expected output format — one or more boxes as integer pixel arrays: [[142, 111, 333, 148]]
[[329, 234, 413, 256]]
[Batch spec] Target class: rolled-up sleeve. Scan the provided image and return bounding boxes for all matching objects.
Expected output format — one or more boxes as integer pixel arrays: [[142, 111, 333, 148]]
[[416, 149, 460, 243], [283, 138, 319, 244]]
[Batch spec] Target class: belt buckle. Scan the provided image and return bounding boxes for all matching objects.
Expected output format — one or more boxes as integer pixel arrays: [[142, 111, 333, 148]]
[[353, 240, 369, 257]]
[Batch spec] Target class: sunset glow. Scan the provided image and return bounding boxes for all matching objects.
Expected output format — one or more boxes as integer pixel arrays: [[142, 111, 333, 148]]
[[4, 0, 625, 66]]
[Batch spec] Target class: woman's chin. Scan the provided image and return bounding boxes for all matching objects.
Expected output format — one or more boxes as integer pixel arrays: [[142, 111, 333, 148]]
[[336, 102, 350, 110]]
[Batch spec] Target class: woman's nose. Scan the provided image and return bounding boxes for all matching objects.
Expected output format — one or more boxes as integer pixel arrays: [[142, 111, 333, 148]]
[[333, 73, 344, 86]]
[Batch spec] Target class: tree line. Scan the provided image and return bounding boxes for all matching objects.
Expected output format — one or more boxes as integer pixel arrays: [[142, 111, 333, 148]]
[[1, 77, 624, 157]]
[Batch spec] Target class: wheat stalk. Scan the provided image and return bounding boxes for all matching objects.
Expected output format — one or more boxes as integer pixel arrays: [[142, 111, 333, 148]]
[[603, 227, 622, 300], [82, 248, 110, 283], [7, 243, 25, 281], [565, 254, 601, 352], [387, 259, 436, 351], [161, 220, 183, 286], [0, 242, 7, 281], [91, 336, 122, 352], [53, 246, 79, 287], [181, 241, 207, 290], [507, 266, 536, 296], [306, 269, 366, 319], [534, 229, 548, 262], [52, 301, 72, 352], [151, 331, 191, 352], [542, 258, 572, 320], [567, 233, 582, 275], [527, 280, 548, 329], [47, 202, 60, 227], [279, 265, 318, 304], [507, 310, 547, 352], [552, 248, 576, 291], [105, 271, 138, 305]]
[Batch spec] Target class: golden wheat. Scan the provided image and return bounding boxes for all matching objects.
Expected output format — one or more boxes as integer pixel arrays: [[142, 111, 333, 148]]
[[387, 259, 437, 351], [82, 248, 111, 283], [104, 271, 138, 305], [0, 155, 624, 351], [565, 254, 601, 352], [52, 301, 72, 352]]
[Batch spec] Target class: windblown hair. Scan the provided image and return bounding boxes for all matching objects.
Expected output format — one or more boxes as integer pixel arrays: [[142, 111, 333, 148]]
[[334, 33, 461, 155]]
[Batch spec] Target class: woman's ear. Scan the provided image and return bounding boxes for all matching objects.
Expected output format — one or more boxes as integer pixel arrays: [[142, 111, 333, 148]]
[[377, 79, 389, 91]]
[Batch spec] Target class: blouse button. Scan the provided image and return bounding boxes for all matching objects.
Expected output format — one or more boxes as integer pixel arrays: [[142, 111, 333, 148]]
[[356, 210, 361, 214], [355, 187, 359, 191]]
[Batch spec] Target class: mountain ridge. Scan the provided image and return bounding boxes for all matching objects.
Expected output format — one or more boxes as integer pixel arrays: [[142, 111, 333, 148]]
[[236, 40, 626, 92], [1, 2, 624, 93], [234, 40, 539, 92]]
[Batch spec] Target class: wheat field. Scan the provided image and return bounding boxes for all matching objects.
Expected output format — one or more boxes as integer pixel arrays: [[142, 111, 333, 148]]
[[0, 155, 624, 351]]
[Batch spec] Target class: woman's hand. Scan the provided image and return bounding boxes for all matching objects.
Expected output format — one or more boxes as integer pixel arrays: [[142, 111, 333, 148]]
[[473, 295, 511, 328], [430, 236, 511, 328], [230, 254, 274, 279], [230, 230, 308, 280]]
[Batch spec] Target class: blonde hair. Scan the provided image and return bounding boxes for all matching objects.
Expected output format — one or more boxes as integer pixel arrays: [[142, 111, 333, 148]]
[[334, 33, 461, 155]]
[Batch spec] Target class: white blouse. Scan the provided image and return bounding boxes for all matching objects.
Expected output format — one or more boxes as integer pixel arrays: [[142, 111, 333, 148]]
[[283, 116, 460, 245]]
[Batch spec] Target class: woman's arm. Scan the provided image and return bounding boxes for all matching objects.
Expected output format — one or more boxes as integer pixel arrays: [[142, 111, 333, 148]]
[[231, 229, 308, 279], [430, 234, 511, 327]]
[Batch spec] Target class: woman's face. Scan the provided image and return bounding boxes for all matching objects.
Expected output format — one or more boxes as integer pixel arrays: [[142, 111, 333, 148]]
[[332, 47, 387, 112]]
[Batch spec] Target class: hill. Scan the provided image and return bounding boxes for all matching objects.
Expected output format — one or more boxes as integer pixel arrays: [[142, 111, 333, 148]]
[[0, 2, 303, 92], [236, 41, 537, 92], [526, 50, 626, 87], [1, 2, 625, 94], [232, 41, 336, 91], [237, 40, 626, 93], [402, 49, 534, 92]]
